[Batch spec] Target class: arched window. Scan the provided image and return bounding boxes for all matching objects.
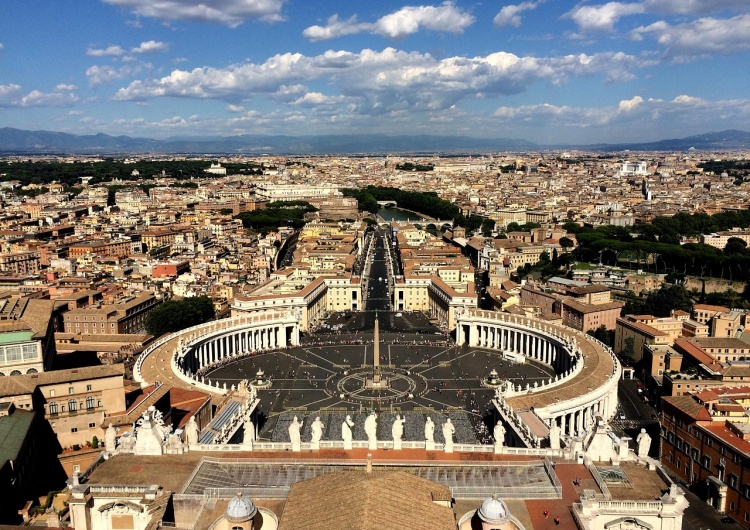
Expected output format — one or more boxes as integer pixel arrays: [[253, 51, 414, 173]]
[[86, 396, 95, 409], [49, 402, 58, 414], [10, 370, 22, 376], [26, 368, 38, 374], [68, 399, 77, 412]]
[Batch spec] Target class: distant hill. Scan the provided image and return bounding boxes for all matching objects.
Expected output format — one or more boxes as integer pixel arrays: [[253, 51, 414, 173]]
[[585, 130, 750, 152], [1, 127, 749, 155], [0, 128, 537, 155]]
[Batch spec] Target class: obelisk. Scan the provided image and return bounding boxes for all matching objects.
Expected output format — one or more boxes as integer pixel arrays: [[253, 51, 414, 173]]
[[373, 312, 381, 385]]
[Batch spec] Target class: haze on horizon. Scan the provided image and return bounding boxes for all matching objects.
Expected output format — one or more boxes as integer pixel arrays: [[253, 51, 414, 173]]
[[2, 0, 750, 145]]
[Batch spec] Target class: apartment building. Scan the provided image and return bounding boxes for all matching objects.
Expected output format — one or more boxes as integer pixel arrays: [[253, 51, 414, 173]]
[[661, 387, 750, 524], [63, 294, 161, 334]]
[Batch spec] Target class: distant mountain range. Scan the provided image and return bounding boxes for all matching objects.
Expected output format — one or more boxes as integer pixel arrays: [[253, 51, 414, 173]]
[[1, 127, 749, 155]]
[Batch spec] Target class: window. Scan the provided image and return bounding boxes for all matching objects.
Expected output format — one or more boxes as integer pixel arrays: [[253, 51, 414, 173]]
[[741, 484, 750, 499], [71, 427, 77, 433], [88, 422, 96, 428], [49, 389, 55, 397], [68, 399, 77, 412], [86, 396, 95, 409], [86, 384, 92, 391], [49, 401, 58, 414], [729, 474, 738, 489], [701, 455, 711, 469], [68, 386, 74, 394]]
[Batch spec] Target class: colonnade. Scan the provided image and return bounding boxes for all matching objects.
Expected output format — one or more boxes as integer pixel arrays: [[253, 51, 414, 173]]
[[463, 322, 572, 372], [457, 309, 621, 445]]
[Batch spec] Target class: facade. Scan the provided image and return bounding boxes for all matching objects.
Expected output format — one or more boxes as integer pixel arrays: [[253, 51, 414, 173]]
[[661, 387, 750, 523], [0, 251, 41, 275], [36, 364, 127, 449], [0, 327, 45, 376], [63, 294, 161, 334]]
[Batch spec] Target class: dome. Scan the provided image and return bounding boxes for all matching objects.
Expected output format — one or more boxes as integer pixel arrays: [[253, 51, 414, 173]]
[[226, 492, 257, 523], [478, 494, 509, 523]]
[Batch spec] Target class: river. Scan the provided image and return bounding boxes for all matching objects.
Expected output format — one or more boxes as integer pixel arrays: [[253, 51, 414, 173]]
[[377, 206, 424, 222]]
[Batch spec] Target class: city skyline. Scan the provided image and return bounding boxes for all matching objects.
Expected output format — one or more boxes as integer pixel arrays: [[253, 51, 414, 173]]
[[2, 0, 750, 144]]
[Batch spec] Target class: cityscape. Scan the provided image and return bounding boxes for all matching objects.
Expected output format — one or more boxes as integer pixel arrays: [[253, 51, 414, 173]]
[[3, 0, 750, 529], [0, 150, 748, 530]]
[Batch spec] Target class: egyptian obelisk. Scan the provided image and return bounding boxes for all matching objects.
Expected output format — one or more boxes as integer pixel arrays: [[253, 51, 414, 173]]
[[373, 312, 381, 385]]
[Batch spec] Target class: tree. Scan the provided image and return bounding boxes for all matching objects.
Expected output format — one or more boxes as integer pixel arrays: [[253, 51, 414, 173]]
[[559, 237, 575, 251], [92, 436, 99, 449], [587, 325, 613, 347], [145, 296, 215, 336], [622, 336, 635, 362], [724, 237, 748, 255], [645, 284, 694, 317], [506, 222, 521, 232]]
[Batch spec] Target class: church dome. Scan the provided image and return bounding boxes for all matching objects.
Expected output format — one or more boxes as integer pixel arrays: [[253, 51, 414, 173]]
[[478, 494, 510, 523], [226, 492, 257, 523]]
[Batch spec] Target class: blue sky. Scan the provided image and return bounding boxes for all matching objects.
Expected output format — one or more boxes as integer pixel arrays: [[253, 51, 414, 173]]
[[2, 0, 750, 144]]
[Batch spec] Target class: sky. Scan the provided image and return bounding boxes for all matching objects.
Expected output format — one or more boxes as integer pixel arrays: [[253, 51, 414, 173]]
[[2, 0, 750, 145]]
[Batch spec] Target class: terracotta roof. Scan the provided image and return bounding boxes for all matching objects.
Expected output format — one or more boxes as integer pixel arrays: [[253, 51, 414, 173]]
[[662, 395, 713, 421], [278, 470, 456, 530]]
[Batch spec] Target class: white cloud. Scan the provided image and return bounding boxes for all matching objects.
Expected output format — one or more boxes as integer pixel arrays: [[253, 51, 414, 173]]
[[303, 2, 475, 41], [16, 89, 79, 108], [0, 84, 79, 107], [632, 14, 750, 60], [113, 47, 646, 112], [642, 0, 750, 16], [564, 2, 645, 32], [226, 104, 244, 112], [494, 2, 539, 28], [103, 0, 286, 27], [618, 95, 643, 111], [0, 43, 4, 50], [291, 92, 349, 107], [87, 45, 125, 57], [86, 65, 142, 86], [131, 40, 169, 54], [492, 95, 750, 141], [0, 84, 22, 104], [303, 15, 370, 41]]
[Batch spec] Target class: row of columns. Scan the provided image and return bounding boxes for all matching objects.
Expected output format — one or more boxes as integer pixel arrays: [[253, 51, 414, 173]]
[[550, 393, 616, 437], [181, 324, 299, 373], [464, 322, 573, 372]]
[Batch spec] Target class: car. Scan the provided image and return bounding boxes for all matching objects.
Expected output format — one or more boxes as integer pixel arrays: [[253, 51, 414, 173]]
[[721, 516, 736, 524], [619, 413, 626, 420], [395, 312, 403, 317]]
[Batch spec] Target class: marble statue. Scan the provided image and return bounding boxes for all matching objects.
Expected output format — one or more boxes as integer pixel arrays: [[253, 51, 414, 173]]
[[288, 416, 303, 451], [364, 412, 378, 450], [493, 421, 505, 453], [392, 414, 405, 450], [311, 416, 324, 445], [105, 423, 116, 452], [117, 431, 135, 452], [549, 422, 561, 450], [636, 428, 652, 458], [342, 415, 355, 449], [443, 418, 455, 453], [243, 411, 255, 444], [424, 417, 435, 443], [185, 416, 199, 446]]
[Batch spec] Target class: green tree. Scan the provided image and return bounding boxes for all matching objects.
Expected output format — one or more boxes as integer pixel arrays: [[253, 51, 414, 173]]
[[145, 296, 215, 336], [622, 336, 635, 361], [724, 237, 748, 255], [645, 284, 694, 317], [559, 237, 575, 251], [587, 325, 613, 347], [92, 436, 99, 449]]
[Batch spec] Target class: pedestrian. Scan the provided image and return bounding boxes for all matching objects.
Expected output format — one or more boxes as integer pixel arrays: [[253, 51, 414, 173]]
[[554, 516, 560, 525], [543, 510, 549, 519]]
